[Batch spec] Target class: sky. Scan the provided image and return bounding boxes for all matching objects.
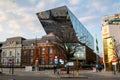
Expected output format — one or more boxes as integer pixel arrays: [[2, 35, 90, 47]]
[[0, 0, 120, 56]]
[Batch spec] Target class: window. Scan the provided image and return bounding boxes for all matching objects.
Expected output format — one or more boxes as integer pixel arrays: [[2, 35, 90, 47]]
[[16, 58, 20, 64], [31, 50, 34, 56], [24, 51, 27, 55], [41, 48, 45, 54], [31, 58, 33, 63], [2, 52, 5, 57], [16, 41, 19, 44], [16, 51, 20, 56], [9, 51, 12, 56], [41, 57, 45, 64], [49, 47, 53, 54], [49, 57, 53, 64], [2, 58, 4, 64]]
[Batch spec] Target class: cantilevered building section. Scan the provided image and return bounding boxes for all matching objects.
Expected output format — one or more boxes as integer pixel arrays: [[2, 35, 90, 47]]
[[102, 14, 120, 70], [36, 6, 95, 62], [37, 6, 94, 50]]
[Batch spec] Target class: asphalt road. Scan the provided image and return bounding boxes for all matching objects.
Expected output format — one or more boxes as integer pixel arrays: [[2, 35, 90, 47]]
[[0, 76, 120, 80], [0, 69, 120, 80]]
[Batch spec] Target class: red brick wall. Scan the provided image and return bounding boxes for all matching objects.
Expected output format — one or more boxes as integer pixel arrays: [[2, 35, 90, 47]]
[[32, 43, 65, 67], [86, 46, 96, 64]]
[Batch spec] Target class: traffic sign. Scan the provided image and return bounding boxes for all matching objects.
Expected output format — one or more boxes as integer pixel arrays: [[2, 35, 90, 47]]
[[111, 58, 117, 62], [112, 62, 117, 65], [65, 62, 74, 66]]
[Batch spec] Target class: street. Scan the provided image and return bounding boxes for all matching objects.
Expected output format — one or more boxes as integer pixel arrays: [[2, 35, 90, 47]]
[[0, 68, 120, 80]]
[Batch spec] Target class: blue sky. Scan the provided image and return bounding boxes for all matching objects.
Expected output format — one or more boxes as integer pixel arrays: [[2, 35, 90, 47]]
[[0, 0, 120, 56]]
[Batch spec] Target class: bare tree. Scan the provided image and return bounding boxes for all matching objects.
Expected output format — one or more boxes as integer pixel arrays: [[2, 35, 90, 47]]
[[53, 25, 85, 74], [114, 39, 120, 72]]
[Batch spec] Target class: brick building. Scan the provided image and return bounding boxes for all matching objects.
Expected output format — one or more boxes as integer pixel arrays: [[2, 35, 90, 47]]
[[33, 33, 65, 68], [21, 38, 35, 67], [21, 33, 65, 68]]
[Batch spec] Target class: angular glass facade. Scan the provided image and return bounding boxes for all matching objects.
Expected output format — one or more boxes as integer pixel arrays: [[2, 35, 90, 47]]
[[68, 8, 94, 50], [37, 6, 94, 60]]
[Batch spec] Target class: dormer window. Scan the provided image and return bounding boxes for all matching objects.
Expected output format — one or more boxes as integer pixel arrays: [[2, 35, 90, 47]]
[[31, 43, 34, 46]]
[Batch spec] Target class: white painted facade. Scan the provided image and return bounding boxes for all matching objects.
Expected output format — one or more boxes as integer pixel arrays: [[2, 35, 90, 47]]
[[1, 37, 23, 66], [109, 25, 120, 43]]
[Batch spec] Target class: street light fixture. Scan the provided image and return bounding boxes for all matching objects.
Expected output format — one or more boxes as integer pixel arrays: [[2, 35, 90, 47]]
[[74, 53, 80, 77]]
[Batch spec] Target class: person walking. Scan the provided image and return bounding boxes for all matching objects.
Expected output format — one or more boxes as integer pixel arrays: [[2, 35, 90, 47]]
[[54, 66, 57, 74]]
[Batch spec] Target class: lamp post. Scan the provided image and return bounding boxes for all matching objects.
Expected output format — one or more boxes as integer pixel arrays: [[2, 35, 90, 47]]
[[74, 53, 80, 77], [35, 58, 38, 71]]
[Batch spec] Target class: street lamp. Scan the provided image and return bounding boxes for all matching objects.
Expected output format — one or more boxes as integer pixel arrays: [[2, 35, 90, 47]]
[[35, 58, 39, 71], [74, 53, 80, 77]]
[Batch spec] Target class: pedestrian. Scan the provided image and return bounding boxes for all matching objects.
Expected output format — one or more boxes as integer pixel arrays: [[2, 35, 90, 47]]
[[57, 68, 61, 75], [98, 66, 102, 72], [54, 66, 56, 74], [96, 64, 98, 72]]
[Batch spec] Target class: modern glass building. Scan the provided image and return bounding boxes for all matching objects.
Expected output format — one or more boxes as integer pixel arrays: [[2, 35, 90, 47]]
[[36, 6, 94, 61]]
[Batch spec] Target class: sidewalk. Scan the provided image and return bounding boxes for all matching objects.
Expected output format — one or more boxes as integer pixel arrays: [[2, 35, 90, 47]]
[[49, 70, 120, 78], [1, 68, 120, 78], [89, 70, 120, 77]]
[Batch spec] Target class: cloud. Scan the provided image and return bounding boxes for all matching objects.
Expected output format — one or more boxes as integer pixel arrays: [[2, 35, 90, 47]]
[[9, 20, 20, 30], [79, 15, 97, 23], [0, 12, 6, 21], [0, 25, 3, 32], [112, 2, 120, 13], [35, 0, 66, 12], [0, 0, 46, 40], [0, 0, 13, 7], [68, 0, 81, 5], [36, 0, 45, 10], [90, 1, 109, 13], [30, 0, 36, 3]]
